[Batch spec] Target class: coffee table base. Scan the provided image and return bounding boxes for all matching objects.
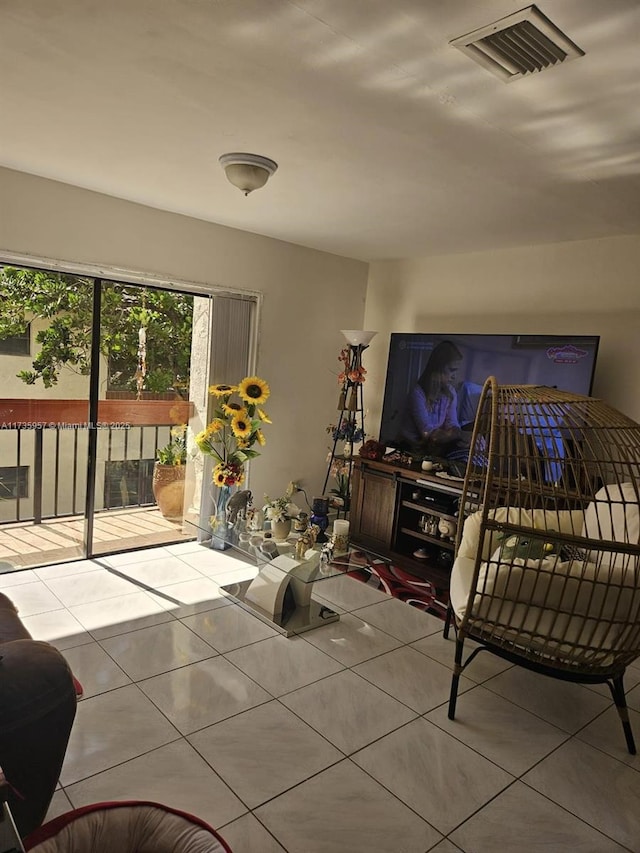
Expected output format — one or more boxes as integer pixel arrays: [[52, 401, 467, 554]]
[[221, 579, 339, 636]]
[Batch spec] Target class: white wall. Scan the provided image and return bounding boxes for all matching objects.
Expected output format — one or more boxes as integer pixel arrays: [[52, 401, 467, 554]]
[[0, 166, 369, 504], [364, 236, 640, 436]]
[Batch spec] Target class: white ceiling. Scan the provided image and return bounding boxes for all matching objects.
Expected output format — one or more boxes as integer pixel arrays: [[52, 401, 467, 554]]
[[2, 0, 639, 262]]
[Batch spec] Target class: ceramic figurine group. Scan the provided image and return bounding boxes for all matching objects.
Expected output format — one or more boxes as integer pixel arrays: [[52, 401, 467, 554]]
[[221, 489, 330, 565], [418, 514, 456, 541]]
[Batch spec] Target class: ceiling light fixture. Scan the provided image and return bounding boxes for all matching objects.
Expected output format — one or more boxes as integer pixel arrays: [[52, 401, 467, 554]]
[[219, 152, 278, 196]]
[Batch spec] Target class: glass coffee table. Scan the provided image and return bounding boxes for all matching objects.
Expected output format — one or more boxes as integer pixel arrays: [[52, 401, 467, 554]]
[[185, 520, 382, 637]]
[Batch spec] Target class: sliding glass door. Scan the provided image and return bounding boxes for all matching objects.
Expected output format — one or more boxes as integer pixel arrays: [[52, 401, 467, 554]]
[[0, 261, 257, 571]]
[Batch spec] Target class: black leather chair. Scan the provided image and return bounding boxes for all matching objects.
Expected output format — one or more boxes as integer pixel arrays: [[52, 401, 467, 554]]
[[0, 593, 77, 839]]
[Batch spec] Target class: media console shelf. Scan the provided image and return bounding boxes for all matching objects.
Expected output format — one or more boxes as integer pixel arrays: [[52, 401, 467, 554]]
[[350, 458, 464, 606]]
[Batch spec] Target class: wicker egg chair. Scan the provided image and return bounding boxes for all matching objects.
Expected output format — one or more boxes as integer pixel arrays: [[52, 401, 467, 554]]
[[445, 377, 640, 753]]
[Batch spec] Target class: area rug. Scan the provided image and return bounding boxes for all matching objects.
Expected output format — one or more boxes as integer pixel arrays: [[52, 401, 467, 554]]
[[332, 550, 449, 620]]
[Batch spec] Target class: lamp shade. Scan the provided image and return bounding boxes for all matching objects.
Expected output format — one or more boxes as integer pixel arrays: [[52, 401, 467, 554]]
[[341, 330, 377, 347]]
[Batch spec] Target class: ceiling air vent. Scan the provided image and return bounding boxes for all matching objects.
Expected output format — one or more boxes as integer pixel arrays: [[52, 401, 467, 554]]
[[450, 5, 584, 82]]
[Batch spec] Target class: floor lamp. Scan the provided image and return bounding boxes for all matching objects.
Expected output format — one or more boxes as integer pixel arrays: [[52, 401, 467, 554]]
[[322, 330, 377, 516]]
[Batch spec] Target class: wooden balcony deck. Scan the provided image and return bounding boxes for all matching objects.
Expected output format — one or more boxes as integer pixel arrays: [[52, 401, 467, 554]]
[[0, 507, 195, 571]]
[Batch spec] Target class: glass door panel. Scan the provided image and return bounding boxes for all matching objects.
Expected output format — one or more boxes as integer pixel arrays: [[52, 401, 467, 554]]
[[0, 265, 93, 570], [90, 282, 199, 557]]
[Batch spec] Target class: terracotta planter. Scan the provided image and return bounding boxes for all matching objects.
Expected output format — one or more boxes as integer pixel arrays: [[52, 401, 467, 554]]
[[152, 463, 186, 522]]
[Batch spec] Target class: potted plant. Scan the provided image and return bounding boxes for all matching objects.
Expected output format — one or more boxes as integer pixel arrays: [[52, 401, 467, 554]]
[[152, 425, 188, 521], [327, 461, 351, 511], [263, 482, 298, 542]]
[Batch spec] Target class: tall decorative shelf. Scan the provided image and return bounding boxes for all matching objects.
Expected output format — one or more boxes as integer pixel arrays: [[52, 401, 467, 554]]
[[322, 331, 376, 517]]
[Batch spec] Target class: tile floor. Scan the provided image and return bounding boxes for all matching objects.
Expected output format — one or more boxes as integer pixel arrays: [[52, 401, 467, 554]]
[[4, 541, 640, 853]]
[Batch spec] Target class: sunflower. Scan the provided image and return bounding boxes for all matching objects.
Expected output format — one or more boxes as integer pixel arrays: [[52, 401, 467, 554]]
[[195, 421, 222, 452], [209, 383, 237, 397], [206, 418, 224, 435], [256, 429, 266, 446], [238, 376, 270, 406], [194, 430, 209, 452], [212, 466, 227, 487], [230, 414, 252, 439], [257, 408, 271, 423], [222, 401, 246, 417]]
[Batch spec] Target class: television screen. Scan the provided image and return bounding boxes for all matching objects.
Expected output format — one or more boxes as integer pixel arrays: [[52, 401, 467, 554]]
[[379, 333, 600, 468]]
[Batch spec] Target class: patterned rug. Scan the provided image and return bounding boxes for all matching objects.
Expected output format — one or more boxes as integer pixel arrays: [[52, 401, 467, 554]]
[[333, 550, 449, 620]]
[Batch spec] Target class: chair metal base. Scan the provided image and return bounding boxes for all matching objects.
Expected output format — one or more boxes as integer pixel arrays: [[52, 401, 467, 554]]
[[446, 625, 636, 754]]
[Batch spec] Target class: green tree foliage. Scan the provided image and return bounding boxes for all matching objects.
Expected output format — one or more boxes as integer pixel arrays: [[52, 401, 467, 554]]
[[0, 267, 193, 395]]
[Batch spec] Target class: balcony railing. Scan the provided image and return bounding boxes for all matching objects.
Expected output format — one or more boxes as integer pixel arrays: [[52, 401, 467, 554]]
[[0, 398, 193, 525]]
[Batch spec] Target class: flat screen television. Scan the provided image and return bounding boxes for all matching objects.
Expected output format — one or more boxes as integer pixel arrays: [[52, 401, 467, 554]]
[[379, 333, 600, 471]]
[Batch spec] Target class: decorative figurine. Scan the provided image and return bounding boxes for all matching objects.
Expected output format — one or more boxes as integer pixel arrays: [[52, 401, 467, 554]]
[[246, 506, 264, 532], [226, 489, 252, 525], [320, 539, 335, 566], [295, 536, 308, 560], [295, 524, 319, 559], [293, 511, 309, 533], [438, 517, 457, 542]]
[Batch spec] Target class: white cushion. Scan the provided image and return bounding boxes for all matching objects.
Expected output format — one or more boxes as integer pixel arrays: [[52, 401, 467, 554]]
[[479, 554, 639, 620], [450, 555, 476, 620], [582, 482, 640, 567], [457, 507, 583, 564], [26, 803, 230, 853], [451, 549, 640, 663], [450, 500, 640, 664]]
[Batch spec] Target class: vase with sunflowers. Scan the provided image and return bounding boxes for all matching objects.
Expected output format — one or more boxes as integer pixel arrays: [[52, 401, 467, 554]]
[[195, 375, 271, 550]]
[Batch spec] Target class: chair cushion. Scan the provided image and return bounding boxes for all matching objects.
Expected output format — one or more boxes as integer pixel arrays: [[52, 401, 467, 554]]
[[451, 497, 640, 666], [456, 507, 583, 564], [451, 550, 640, 664], [582, 482, 640, 567], [24, 802, 232, 852], [479, 552, 639, 621]]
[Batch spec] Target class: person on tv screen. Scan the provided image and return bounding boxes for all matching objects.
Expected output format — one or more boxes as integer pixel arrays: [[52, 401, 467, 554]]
[[400, 339, 467, 456]]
